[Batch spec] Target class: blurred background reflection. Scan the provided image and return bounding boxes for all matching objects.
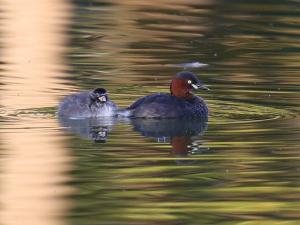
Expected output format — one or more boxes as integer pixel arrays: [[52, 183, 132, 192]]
[[0, 0, 300, 225], [0, 1, 73, 225]]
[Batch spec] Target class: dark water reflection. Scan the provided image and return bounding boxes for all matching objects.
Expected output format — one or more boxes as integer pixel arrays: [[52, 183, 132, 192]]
[[131, 118, 208, 156], [60, 116, 208, 155], [59, 116, 128, 143], [1, 0, 300, 225]]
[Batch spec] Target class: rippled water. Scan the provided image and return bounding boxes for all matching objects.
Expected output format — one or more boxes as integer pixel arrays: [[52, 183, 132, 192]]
[[0, 0, 300, 225]]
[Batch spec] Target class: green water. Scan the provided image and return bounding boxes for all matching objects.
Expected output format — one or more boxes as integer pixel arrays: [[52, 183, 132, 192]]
[[1, 0, 300, 225]]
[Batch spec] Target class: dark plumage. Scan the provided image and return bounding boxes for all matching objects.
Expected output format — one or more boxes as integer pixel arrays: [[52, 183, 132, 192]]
[[123, 71, 209, 119]]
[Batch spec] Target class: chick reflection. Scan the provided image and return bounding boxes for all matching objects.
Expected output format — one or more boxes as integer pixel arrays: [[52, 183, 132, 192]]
[[59, 117, 124, 143], [131, 118, 208, 156]]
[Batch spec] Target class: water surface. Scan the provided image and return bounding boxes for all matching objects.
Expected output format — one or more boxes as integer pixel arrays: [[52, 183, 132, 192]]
[[0, 0, 300, 225]]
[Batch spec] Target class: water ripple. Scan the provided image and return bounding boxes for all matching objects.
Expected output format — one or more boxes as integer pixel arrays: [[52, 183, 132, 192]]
[[209, 99, 296, 124]]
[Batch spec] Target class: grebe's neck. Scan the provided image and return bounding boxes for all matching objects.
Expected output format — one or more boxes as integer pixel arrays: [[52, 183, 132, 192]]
[[170, 78, 193, 99]]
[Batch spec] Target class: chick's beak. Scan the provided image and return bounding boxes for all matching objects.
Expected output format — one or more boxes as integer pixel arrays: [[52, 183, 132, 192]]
[[98, 95, 107, 102], [191, 83, 210, 91]]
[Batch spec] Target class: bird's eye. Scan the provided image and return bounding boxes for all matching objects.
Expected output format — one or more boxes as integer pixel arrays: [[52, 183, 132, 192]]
[[187, 80, 192, 84]]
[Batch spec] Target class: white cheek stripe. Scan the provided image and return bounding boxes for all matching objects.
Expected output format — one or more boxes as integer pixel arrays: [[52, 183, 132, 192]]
[[191, 84, 199, 89]]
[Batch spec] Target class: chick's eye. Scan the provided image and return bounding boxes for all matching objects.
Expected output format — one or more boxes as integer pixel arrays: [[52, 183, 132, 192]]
[[187, 80, 192, 84]]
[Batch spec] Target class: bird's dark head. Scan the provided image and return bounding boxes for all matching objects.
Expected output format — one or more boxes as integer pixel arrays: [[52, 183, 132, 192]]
[[90, 88, 108, 103], [170, 71, 209, 98]]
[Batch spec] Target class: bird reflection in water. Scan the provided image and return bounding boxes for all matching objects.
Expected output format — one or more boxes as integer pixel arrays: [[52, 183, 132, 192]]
[[59, 116, 209, 157], [131, 118, 209, 157], [58, 117, 127, 143]]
